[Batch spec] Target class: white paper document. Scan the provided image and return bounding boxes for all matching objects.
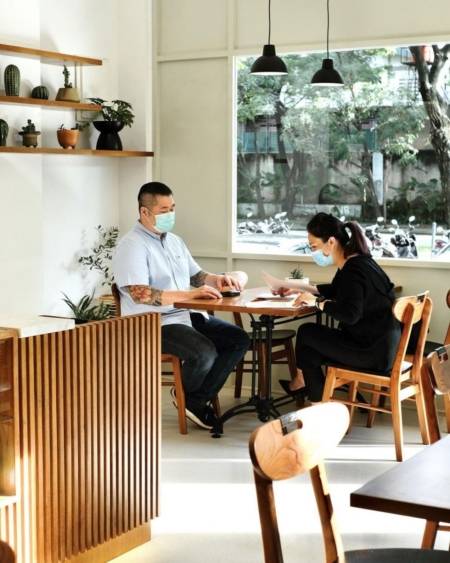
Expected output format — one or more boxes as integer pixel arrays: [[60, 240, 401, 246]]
[[261, 271, 308, 291]]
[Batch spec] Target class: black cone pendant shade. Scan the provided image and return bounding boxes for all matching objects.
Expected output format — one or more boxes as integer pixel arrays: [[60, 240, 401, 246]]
[[251, 0, 287, 76], [311, 0, 343, 86]]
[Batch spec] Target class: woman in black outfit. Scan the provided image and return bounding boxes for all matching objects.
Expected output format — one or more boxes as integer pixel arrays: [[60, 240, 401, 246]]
[[279, 213, 401, 403]]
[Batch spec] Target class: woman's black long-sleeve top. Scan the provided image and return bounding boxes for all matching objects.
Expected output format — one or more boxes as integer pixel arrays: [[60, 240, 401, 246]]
[[316, 255, 401, 372]]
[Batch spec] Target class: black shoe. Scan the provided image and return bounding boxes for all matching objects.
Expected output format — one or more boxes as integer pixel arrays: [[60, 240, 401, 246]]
[[185, 404, 218, 430], [279, 379, 307, 398]]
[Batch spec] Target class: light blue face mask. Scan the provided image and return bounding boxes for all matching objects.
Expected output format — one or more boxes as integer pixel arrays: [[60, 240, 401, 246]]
[[154, 211, 175, 233], [311, 248, 334, 267]]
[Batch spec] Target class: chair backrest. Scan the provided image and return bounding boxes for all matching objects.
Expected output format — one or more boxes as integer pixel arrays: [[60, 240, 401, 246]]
[[0, 540, 15, 562], [249, 403, 349, 563], [111, 283, 121, 316], [392, 292, 432, 382]]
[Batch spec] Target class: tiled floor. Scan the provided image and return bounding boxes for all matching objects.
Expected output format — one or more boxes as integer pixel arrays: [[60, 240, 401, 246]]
[[113, 388, 449, 562]]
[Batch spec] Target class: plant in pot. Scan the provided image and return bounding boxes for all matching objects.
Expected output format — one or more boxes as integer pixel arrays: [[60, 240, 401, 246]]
[[87, 98, 135, 150], [0, 118, 8, 146], [286, 266, 309, 284], [78, 225, 120, 314], [18, 119, 40, 147], [62, 292, 112, 324], [55, 65, 80, 103], [56, 123, 87, 149]]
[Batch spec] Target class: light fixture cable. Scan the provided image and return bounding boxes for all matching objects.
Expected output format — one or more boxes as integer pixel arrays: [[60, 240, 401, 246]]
[[268, 0, 272, 45], [326, 0, 330, 58]]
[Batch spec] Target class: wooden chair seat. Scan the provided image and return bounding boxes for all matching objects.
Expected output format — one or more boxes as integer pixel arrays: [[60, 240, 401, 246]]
[[249, 403, 449, 563], [234, 312, 297, 398], [322, 293, 433, 461]]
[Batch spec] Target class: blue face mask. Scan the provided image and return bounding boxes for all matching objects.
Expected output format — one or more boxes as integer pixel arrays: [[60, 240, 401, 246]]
[[154, 211, 175, 233], [311, 248, 334, 267]]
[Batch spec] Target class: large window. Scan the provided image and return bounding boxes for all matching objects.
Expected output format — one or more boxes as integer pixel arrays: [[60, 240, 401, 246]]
[[235, 45, 450, 260]]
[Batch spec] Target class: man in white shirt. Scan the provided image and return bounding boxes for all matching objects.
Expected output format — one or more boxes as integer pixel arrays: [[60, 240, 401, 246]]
[[113, 182, 250, 430]]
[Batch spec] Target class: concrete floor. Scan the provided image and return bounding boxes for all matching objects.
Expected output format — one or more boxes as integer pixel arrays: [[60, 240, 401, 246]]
[[113, 388, 449, 562]]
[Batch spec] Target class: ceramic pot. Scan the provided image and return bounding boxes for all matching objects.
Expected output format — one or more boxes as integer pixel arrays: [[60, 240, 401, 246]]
[[93, 121, 124, 150], [57, 128, 80, 149], [19, 131, 40, 148], [55, 87, 80, 102]]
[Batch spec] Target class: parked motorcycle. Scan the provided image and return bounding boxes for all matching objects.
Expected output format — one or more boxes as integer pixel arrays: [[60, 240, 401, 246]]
[[432, 225, 450, 256], [365, 217, 396, 258], [389, 216, 418, 259]]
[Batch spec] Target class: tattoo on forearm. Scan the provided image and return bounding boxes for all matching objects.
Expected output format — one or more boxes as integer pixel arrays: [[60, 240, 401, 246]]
[[190, 270, 208, 288], [126, 285, 163, 306]]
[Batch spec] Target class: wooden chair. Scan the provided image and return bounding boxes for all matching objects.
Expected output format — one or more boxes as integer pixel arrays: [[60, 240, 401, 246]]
[[249, 402, 450, 563], [0, 540, 15, 563], [322, 293, 433, 462], [111, 283, 219, 435], [233, 312, 297, 398]]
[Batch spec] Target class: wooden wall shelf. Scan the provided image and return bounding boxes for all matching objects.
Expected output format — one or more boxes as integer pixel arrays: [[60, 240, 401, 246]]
[[0, 147, 154, 157], [0, 95, 101, 111], [0, 43, 102, 65]]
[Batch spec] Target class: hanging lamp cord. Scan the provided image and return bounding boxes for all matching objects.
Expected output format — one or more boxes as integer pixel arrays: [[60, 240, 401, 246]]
[[326, 0, 330, 58], [268, 0, 272, 45]]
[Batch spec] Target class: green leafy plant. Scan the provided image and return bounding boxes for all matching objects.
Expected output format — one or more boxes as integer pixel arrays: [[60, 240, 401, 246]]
[[87, 98, 135, 127], [289, 266, 304, 279], [78, 225, 119, 287], [62, 65, 73, 88], [62, 292, 112, 322]]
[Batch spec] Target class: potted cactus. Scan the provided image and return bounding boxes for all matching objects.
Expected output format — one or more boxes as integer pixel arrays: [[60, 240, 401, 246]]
[[56, 123, 85, 149], [55, 65, 80, 103], [4, 64, 20, 96], [285, 266, 309, 284], [18, 119, 40, 148], [88, 98, 135, 150], [0, 119, 8, 146]]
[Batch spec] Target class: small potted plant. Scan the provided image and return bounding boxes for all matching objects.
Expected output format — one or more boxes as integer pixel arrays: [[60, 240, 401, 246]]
[[55, 65, 80, 102], [62, 292, 112, 324], [286, 266, 309, 284], [18, 119, 40, 147], [87, 98, 135, 150], [56, 123, 86, 149]]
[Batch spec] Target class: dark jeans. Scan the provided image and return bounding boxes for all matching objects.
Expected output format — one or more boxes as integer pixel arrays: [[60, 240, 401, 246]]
[[161, 313, 250, 410], [295, 323, 390, 402]]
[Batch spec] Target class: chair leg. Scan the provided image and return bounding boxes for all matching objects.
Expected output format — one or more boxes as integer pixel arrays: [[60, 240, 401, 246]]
[[422, 520, 439, 549], [234, 361, 244, 399], [285, 340, 297, 380], [415, 386, 431, 446], [258, 343, 268, 399], [444, 394, 450, 434], [322, 367, 337, 402], [347, 382, 358, 431], [390, 386, 404, 462], [367, 385, 381, 428], [172, 358, 188, 435]]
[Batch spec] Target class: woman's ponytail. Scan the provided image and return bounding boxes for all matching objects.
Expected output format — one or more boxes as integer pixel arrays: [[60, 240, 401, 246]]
[[342, 221, 370, 258]]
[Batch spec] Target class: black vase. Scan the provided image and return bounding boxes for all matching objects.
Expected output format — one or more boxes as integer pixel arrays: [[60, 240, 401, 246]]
[[93, 120, 124, 150]]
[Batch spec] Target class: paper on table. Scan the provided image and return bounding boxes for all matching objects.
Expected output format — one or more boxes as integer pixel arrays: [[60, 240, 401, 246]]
[[262, 271, 308, 291], [245, 300, 301, 308]]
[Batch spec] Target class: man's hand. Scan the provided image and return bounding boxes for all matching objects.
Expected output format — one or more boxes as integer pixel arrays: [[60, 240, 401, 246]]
[[215, 273, 243, 292], [190, 285, 222, 299], [272, 287, 297, 297]]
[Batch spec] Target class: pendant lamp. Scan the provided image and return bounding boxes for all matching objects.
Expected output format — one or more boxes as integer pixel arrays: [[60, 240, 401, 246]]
[[250, 0, 287, 76], [311, 0, 343, 86]]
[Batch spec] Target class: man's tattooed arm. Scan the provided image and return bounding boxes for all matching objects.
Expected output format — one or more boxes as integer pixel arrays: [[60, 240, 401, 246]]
[[190, 270, 208, 288], [126, 285, 163, 306]]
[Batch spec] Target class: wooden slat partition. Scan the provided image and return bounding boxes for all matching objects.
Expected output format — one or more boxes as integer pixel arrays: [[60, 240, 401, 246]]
[[0, 314, 160, 562]]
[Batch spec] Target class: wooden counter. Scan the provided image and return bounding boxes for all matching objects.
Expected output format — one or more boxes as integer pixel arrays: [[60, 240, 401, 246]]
[[0, 313, 161, 562]]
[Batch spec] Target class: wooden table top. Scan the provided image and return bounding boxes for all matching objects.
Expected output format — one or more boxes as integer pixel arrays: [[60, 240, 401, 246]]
[[173, 286, 316, 317], [350, 436, 450, 522]]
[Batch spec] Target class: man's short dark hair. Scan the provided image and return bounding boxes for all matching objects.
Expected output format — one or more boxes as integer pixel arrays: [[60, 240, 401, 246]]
[[138, 182, 173, 208]]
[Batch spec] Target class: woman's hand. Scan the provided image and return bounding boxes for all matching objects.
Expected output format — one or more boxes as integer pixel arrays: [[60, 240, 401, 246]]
[[293, 290, 316, 307], [272, 287, 298, 297]]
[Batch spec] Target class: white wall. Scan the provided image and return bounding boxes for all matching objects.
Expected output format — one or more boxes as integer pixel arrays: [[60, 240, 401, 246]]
[[0, 0, 152, 316], [155, 0, 450, 342]]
